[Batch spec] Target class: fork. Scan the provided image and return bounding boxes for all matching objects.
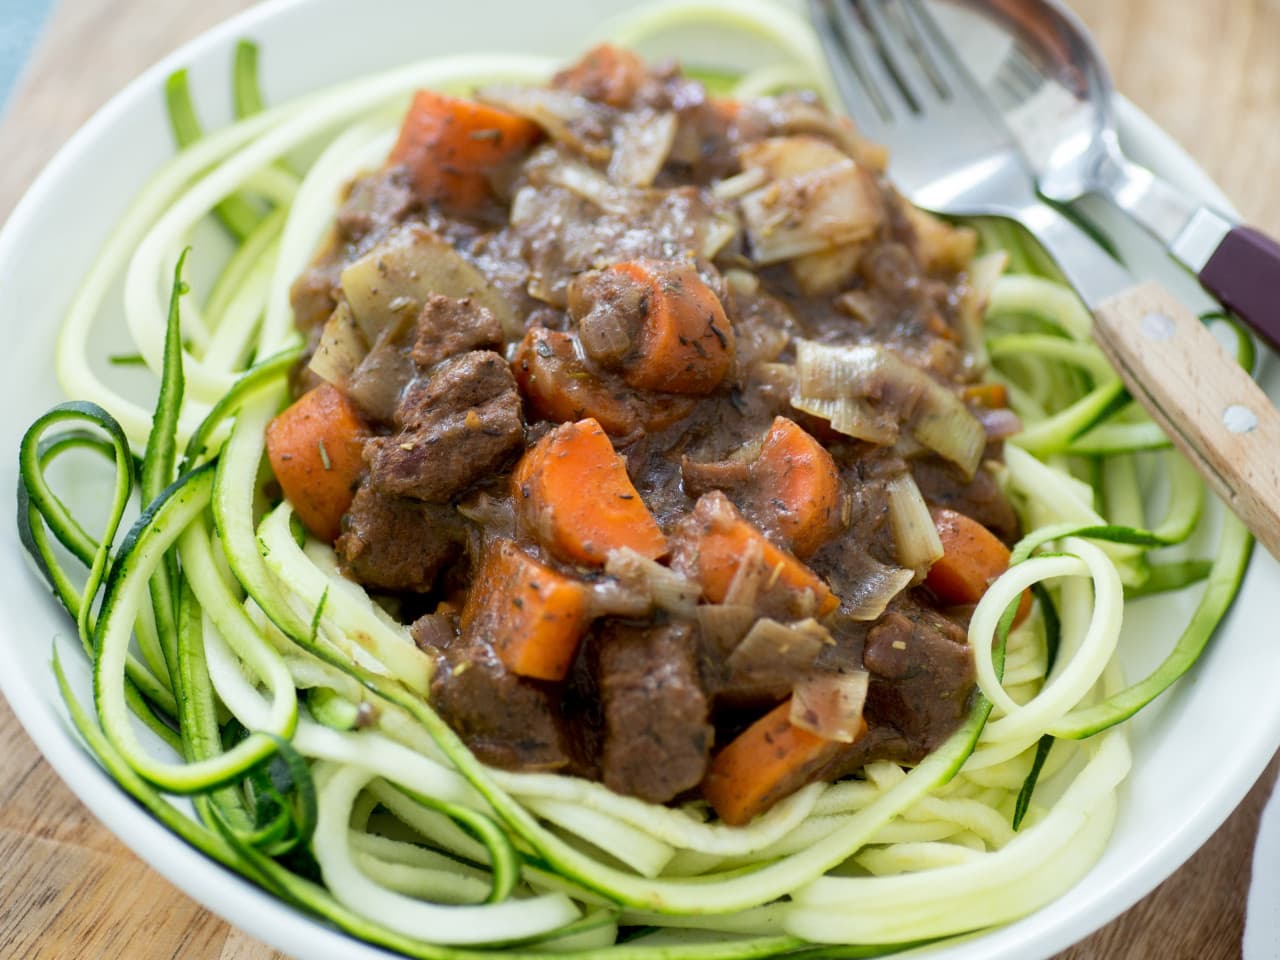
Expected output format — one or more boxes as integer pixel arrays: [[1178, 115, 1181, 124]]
[[807, 0, 1280, 561]]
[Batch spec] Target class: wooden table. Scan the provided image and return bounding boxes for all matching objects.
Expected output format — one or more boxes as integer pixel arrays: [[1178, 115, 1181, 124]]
[[2, 0, 1277, 957]]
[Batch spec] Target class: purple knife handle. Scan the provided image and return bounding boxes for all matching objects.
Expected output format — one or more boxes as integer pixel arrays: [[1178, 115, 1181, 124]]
[[1198, 226, 1280, 351]]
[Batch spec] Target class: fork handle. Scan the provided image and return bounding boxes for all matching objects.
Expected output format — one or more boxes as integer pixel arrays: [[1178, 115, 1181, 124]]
[[1168, 206, 1280, 351], [1197, 225, 1280, 350], [1091, 281, 1280, 560]]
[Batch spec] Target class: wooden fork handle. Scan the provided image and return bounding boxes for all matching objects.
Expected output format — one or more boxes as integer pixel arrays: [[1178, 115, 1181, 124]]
[[1091, 282, 1280, 561]]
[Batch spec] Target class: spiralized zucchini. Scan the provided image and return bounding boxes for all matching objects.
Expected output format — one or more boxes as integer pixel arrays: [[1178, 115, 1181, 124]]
[[17, 1, 1255, 957]]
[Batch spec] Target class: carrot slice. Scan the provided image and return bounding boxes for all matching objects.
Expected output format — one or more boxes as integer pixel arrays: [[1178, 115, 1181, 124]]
[[461, 539, 591, 682], [512, 327, 694, 436], [926, 507, 1031, 625], [702, 698, 862, 826], [552, 44, 648, 107], [608, 260, 735, 395], [961, 383, 1008, 409], [673, 491, 839, 616], [753, 417, 843, 558], [265, 384, 369, 542], [512, 418, 667, 566], [387, 90, 540, 213]]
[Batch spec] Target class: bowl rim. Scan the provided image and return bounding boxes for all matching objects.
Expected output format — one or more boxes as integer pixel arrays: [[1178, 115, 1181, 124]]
[[0, 2, 1266, 958]]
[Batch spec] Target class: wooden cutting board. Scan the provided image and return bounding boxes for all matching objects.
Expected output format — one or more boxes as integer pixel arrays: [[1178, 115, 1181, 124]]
[[1, 0, 1277, 957]]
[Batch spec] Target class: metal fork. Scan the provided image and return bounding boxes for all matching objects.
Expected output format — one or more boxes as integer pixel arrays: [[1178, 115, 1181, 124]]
[[807, 0, 1130, 305], [807, 0, 1280, 560]]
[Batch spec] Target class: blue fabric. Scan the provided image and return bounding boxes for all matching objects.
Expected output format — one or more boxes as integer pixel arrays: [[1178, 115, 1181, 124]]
[[0, 0, 56, 115]]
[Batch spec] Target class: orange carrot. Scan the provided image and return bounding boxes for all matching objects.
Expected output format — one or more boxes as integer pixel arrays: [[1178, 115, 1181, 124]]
[[961, 383, 1008, 409], [387, 90, 540, 213], [265, 384, 369, 542], [512, 418, 667, 566], [673, 491, 838, 616], [461, 539, 591, 682], [753, 417, 843, 558], [512, 327, 694, 436], [608, 260, 735, 395], [926, 507, 1031, 625], [702, 698, 862, 826], [551, 44, 648, 107]]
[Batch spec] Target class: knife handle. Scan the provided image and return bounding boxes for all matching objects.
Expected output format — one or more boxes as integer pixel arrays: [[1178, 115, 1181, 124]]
[[1091, 281, 1280, 561]]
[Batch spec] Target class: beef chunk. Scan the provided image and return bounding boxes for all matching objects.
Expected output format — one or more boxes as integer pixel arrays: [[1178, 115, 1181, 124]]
[[810, 600, 975, 784], [411, 294, 503, 370], [912, 456, 1019, 545], [424, 625, 572, 772], [335, 482, 467, 592], [410, 611, 458, 653], [598, 622, 713, 803], [336, 166, 419, 246], [290, 262, 340, 332], [679, 457, 751, 502], [365, 351, 525, 502], [397, 350, 517, 430], [861, 602, 974, 755]]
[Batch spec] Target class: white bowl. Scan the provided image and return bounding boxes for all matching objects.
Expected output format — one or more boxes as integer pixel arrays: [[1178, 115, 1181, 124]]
[[0, 1, 1276, 958]]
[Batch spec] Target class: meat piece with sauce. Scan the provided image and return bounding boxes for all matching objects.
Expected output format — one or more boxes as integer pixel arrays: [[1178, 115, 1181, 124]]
[[598, 621, 713, 803], [411, 294, 504, 370], [861, 601, 975, 758], [419, 618, 574, 772], [365, 350, 525, 502], [335, 482, 468, 593]]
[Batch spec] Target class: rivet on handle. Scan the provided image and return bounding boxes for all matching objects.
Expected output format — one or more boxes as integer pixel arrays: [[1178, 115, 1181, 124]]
[[1223, 404, 1258, 435], [1141, 311, 1175, 341]]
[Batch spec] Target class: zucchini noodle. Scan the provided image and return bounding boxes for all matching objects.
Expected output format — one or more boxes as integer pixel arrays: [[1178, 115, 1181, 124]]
[[16, 2, 1255, 957]]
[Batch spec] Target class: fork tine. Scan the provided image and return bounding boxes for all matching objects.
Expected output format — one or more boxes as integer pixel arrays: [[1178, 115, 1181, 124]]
[[808, 0, 891, 139], [854, 0, 932, 109], [896, 0, 984, 101], [991, 46, 1041, 109], [825, 0, 916, 123]]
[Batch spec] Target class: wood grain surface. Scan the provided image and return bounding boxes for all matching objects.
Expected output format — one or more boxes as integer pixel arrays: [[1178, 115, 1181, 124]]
[[1, 0, 1278, 958], [1091, 280, 1280, 560]]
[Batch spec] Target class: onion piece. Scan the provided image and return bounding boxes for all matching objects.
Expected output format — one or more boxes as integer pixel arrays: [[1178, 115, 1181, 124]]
[[748, 95, 888, 172], [577, 308, 634, 367], [905, 203, 978, 274], [712, 167, 768, 200], [722, 534, 767, 608], [790, 671, 869, 742], [790, 394, 898, 445], [792, 339, 985, 476], [608, 110, 677, 188], [724, 268, 760, 297], [696, 603, 757, 656], [604, 547, 700, 618], [843, 561, 914, 621], [588, 579, 652, 619], [791, 243, 864, 296], [477, 85, 612, 162], [545, 163, 634, 215], [308, 302, 368, 389], [740, 159, 883, 264], [912, 400, 987, 476], [344, 311, 416, 423], [700, 214, 740, 260], [956, 251, 1008, 368], [885, 473, 944, 573], [340, 224, 519, 340], [739, 136, 849, 179], [726, 617, 832, 675], [979, 406, 1023, 441]]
